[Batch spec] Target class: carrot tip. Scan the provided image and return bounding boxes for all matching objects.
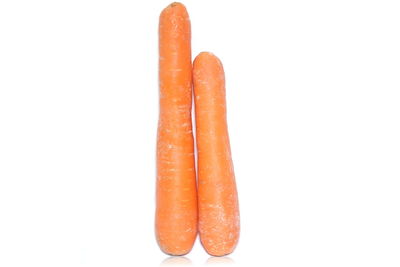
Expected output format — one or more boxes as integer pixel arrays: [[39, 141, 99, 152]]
[[194, 51, 221, 63], [160, 2, 189, 21], [169, 2, 181, 7], [165, 2, 185, 10], [160, 248, 191, 257], [198, 51, 215, 57]]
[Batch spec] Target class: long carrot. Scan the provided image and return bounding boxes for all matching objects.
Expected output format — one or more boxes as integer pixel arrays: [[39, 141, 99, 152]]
[[155, 2, 197, 256], [193, 52, 240, 256]]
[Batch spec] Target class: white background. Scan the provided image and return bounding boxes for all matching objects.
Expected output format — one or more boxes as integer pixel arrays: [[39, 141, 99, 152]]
[[1, 0, 400, 266]]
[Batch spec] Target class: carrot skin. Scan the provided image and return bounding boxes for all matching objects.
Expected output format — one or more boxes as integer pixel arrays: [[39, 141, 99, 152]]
[[193, 52, 240, 256], [156, 2, 197, 256]]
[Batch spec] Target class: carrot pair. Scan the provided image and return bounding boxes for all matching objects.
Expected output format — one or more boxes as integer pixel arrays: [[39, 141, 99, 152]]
[[155, 2, 239, 257]]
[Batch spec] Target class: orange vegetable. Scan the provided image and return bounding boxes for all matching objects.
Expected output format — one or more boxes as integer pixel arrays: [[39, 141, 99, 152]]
[[193, 52, 240, 256], [155, 2, 197, 256]]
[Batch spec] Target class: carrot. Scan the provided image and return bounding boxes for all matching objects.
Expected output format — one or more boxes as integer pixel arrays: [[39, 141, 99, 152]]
[[155, 2, 197, 256], [193, 52, 240, 256]]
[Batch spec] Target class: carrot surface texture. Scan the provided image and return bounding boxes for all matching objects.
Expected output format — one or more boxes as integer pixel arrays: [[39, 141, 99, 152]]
[[193, 52, 240, 256], [155, 2, 197, 256]]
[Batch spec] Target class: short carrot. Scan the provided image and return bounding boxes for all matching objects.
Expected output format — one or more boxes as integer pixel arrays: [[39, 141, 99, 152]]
[[155, 2, 197, 256], [193, 52, 240, 256]]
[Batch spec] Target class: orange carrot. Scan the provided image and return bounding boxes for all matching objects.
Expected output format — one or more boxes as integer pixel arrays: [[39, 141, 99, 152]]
[[155, 2, 197, 256], [193, 52, 240, 256]]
